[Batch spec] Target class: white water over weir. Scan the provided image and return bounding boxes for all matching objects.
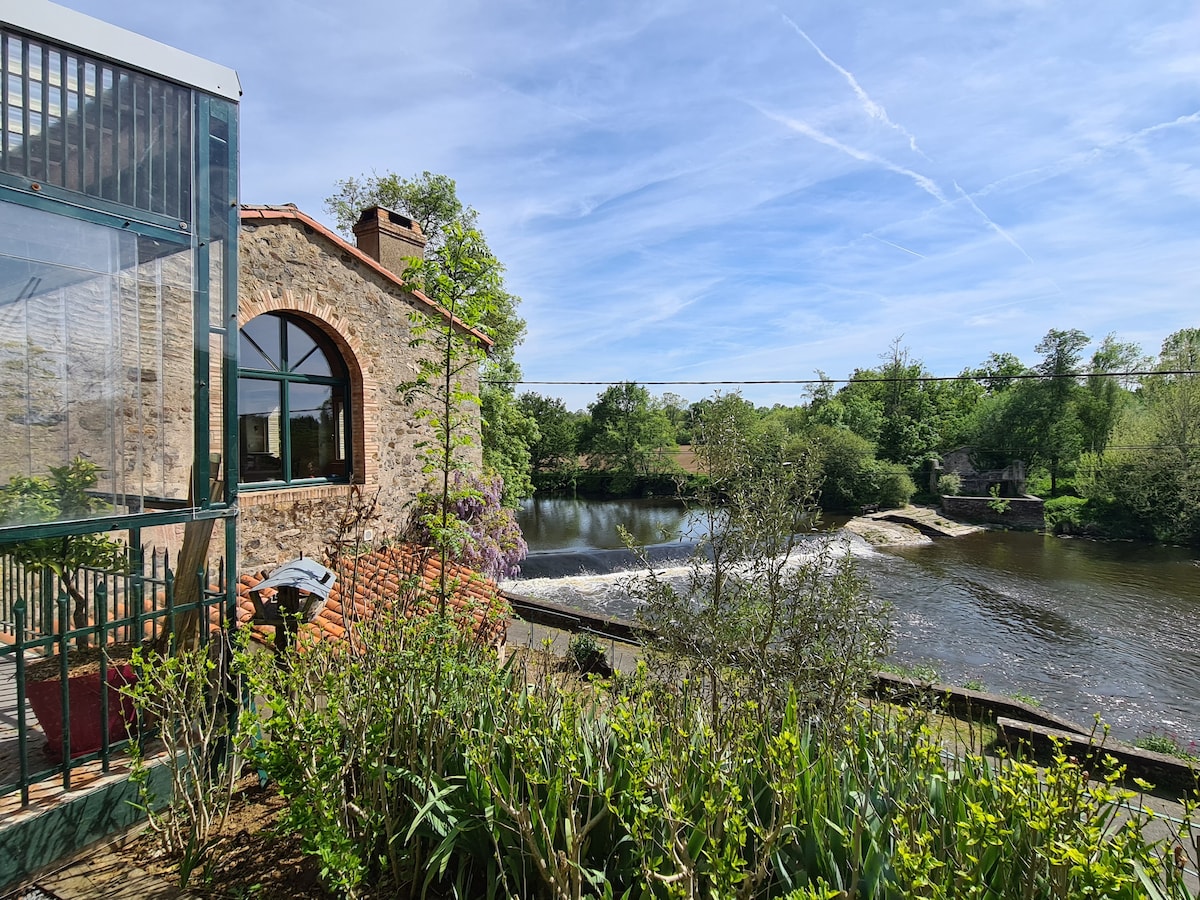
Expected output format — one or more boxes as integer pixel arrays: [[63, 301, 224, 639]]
[[508, 497, 1200, 746]]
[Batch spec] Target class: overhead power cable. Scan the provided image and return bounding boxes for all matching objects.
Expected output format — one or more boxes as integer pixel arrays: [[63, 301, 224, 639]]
[[484, 370, 1200, 387]]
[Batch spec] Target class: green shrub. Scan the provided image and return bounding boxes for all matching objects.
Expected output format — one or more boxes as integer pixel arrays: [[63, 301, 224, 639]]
[[246, 627, 1198, 898], [874, 461, 917, 508], [1134, 730, 1199, 762], [937, 472, 963, 497], [1045, 494, 1091, 533], [566, 632, 610, 675]]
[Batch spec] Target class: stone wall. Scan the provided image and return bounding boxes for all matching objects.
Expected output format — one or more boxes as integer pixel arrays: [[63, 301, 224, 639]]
[[235, 218, 482, 571], [941, 495, 1045, 529]]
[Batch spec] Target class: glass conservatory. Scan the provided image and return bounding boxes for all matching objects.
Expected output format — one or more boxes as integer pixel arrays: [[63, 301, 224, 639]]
[[0, 1, 240, 875]]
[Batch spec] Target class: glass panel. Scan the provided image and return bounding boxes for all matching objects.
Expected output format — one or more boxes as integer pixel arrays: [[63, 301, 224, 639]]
[[287, 318, 331, 376], [288, 382, 343, 480], [238, 378, 282, 483], [240, 314, 279, 371], [0, 201, 193, 525], [209, 328, 224, 495], [0, 29, 193, 221]]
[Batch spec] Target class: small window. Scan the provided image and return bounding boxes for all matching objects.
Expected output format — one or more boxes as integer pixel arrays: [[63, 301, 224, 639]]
[[238, 312, 350, 486]]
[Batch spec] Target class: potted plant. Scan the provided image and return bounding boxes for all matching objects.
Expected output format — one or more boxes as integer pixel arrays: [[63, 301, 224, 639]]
[[0, 457, 134, 761]]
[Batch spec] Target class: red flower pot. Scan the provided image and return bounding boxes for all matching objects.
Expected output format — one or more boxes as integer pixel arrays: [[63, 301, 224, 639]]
[[25, 665, 138, 762]]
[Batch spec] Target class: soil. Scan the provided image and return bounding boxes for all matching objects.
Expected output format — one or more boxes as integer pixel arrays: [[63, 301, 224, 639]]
[[24, 644, 144, 683], [131, 776, 326, 899]]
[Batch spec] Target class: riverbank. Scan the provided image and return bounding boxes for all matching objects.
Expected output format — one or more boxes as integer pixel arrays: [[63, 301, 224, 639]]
[[843, 504, 984, 546]]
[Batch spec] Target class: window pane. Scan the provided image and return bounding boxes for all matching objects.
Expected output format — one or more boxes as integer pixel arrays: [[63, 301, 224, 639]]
[[240, 313, 279, 371], [0, 201, 192, 525], [288, 383, 343, 480], [238, 378, 281, 483], [286, 318, 330, 376]]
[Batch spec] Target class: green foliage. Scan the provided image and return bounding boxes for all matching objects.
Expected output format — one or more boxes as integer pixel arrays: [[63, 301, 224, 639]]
[[481, 365, 537, 506], [328, 170, 536, 504], [1044, 495, 1090, 533], [1134, 730, 1199, 762], [580, 381, 676, 483], [873, 461, 917, 508], [628, 392, 890, 723], [399, 221, 525, 596], [937, 472, 963, 497], [878, 659, 941, 682], [247, 628, 1199, 899], [971, 351, 1027, 393], [0, 456, 127, 645], [566, 632, 608, 674], [125, 641, 244, 889], [797, 424, 878, 511], [519, 391, 581, 475], [987, 484, 1012, 515]]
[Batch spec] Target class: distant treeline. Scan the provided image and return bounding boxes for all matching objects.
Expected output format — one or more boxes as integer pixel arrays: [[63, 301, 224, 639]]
[[511, 328, 1200, 545]]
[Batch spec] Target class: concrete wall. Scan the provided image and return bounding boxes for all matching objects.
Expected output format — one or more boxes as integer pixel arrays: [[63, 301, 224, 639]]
[[235, 218, 481, 571], [941, 495, 1045, 529]]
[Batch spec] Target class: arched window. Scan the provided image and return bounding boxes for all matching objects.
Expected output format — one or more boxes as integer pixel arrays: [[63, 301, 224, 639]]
[[238, 312, 351, 486]]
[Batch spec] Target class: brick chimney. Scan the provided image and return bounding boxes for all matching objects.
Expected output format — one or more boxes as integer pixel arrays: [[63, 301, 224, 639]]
[[352, 206, 427, 274]]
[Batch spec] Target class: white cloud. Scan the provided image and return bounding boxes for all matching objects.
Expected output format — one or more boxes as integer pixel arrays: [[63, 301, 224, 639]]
[[51, 0, 1200, 408]]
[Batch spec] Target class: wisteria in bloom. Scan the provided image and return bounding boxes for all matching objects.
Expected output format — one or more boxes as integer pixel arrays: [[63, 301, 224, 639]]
[[414, 472, 528, 580]]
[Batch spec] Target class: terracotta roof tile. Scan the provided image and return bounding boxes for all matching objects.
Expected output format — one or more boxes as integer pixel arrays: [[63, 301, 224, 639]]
[[234, 544, 509, 650]]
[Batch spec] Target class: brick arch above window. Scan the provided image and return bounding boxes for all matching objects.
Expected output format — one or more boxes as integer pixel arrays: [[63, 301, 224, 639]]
[[239, 289, 381, 486]]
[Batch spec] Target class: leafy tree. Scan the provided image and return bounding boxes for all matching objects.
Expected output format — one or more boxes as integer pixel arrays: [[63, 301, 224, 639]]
[[970, 329, 1089, 495], [971, 351, 1027, 393], [830, 339, 975, 467], [326, 170, 535, 503], [660, 391, 693, 444], [627, 392, 888, 722], [580, 382, 676, 481], [1145, 327, 1200, 458], [480, 360, 537, 506], [1084, 328, 1200, 544], [518, 392, 579, 474], [1030, 328, 1090, 494], [1077, 334, 1145, 454], [0, 457, 126, 648], [793, 425, 877, 511], [398, 222, 524, 602]]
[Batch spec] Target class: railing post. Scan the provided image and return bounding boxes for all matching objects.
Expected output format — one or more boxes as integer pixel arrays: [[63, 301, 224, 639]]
[[57, 588, 70, 789], [164, 563, 176, 655], [96, 577, 111, 772], [15, 600, 29, 806], [128, 534, 144, 645]]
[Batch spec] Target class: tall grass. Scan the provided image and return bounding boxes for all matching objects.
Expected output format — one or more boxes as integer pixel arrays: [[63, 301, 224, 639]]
[[241, 616, 1197, 898]]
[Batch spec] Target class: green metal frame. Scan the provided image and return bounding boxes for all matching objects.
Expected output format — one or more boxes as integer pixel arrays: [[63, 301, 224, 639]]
[[0, 35, 241, 847], [238, 312, 353, 489]]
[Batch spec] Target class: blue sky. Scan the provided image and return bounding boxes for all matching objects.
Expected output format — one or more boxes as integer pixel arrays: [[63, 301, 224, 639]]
[[57, 0, 1200, 410]]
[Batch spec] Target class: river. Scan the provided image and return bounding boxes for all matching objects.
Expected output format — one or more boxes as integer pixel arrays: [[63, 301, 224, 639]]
[[505, 496, 1200, 745]]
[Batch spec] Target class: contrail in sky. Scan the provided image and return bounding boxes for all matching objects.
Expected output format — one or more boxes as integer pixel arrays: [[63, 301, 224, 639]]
[[780, 12, 928, 159], [868, 234, 926, 258], [953, 182, 1036, 266], [976, 109, 1200, 199], [754, 104, 947, 203]]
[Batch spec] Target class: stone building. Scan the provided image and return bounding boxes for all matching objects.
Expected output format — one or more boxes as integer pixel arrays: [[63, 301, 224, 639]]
[[233, 204, 492, 570]]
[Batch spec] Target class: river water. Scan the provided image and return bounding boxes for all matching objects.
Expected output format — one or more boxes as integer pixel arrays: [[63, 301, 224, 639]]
[[506, 497, 1200, 744]]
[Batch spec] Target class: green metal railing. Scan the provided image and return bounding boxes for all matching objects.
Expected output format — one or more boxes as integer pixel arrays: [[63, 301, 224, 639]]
[[0, 538, 228, 807]]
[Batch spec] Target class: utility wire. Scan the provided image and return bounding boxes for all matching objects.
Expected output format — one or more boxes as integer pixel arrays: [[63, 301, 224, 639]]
[[485, 370, 1199, 387]]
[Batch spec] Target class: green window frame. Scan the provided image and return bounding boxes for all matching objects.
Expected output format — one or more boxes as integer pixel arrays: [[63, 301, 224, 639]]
[[237, 312, 352, 488]]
